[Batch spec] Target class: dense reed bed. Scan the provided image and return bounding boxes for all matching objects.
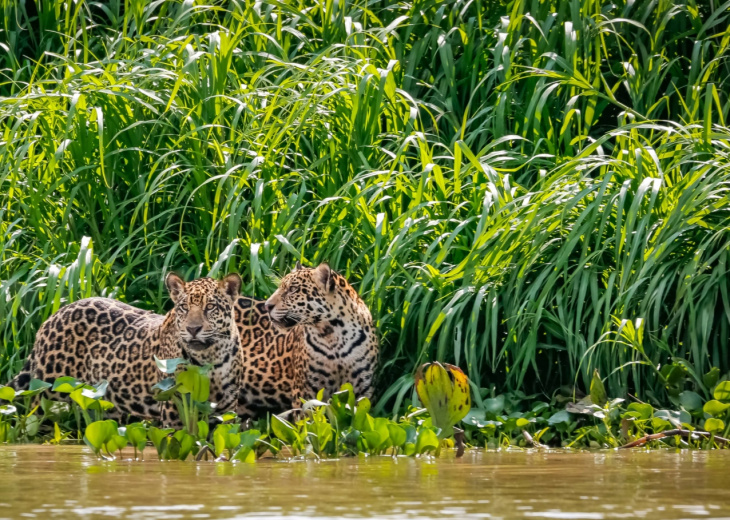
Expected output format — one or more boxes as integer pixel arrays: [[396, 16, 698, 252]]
[[1, 0, 729, 410]]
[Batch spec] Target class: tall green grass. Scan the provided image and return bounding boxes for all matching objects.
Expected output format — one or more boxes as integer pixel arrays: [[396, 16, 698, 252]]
[[1, 0, 729, 409]]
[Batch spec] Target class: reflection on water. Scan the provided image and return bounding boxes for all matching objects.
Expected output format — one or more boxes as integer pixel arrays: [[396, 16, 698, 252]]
[[0, 445, 729, 519]]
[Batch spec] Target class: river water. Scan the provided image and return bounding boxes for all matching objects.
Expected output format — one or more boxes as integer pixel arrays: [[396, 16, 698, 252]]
[[0, 445, 728, 519]]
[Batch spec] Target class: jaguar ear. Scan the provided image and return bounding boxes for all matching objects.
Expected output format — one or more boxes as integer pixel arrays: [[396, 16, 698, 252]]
[[219, 273, 242, 300], [315, 263, 335, 293], [165, 273, 186, 301], [295, 261, 302, 271]]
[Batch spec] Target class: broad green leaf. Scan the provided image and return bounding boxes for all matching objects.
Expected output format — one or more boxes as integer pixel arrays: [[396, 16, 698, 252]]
[[52, 377, 83, 394], [126, 423, 147, 451], [548, 410, 571, 425], [353, 397, 371, 431], [589, 369, 607, 407], [84, 420, 116, 452], [197, 420, 209, 440], [714, 381, 730, 402], [271, 414, 298, 445], [151, 378, 178, 401], [625, 403, 653, 420], [704, 418, 725, 433], [484, 396, 505, 415], [148, 427, 173, 456], [17, 379, 53, 398], [173, 430, 195, 460], [678, 391, 703, 412], [415, 428, 439, 454], [176, 368, 210, 402], [108, 434, 128, 453], [213, 428, 226, 457], [703, 400, 730, 417], [154, 357, 188, 374], [387, 424, 406, 448], [0, 386, 16, 401], [703, 367, 720, 389]]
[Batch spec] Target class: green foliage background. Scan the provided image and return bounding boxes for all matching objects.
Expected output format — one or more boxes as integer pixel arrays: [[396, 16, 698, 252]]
[[1, 0, 729, 410]]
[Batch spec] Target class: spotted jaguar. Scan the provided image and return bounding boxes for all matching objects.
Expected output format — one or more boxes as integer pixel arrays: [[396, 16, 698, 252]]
[[235, 263, 378, 418], [8, 273, 243, 425]]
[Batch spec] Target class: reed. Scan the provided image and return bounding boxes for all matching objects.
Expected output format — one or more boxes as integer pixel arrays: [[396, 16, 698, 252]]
[[1, 0, 729, 409]]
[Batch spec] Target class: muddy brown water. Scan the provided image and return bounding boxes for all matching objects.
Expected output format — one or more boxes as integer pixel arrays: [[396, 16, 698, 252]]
[[0, 445, 729, 519]]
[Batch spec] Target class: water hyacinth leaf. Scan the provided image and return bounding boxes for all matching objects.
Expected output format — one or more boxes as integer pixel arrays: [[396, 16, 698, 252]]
[[172, 430, 194, 460], [243, 430, 261, 448], [126, 423, 147, 451], [154, 357, 188, 374], [271, 415, 298, 445], [197, 420, 209, 440], [214, 428, 227, 457], [654, 409, 692, 428], [176, 368, 210, 402], [678, 391, 703, 412], [226, 432, 242, 451], [714, 382, 730, 402], [108, 434, 128, 453], [312, 421, 333, 448], [415, 362, 471, 436], [52, 377, 84, 394], [548, 410, 571, 425], [84, 420, 117, 454], [217, 412, 237, 423], [17, 379, 53, 398], [148, 427, 173, 456], [82, 380, 109, 400], [484, 396, 505, 415], [626, 403, 653, 420], [69, 388, 95, 410], [167, 436, 181, 460], [651, 417, 672, 431], [462, 409, 487, 427], [362, 430, 384, 451], [387, 424, 407, 448], [151, 378, 178, 401], [415, 428, 439, 455], [232, 446, 256, 463], [353, 397, 371, 431], [0, 386, 15, 401], [195, 401, 216, 415], [703, 368, 720, 390], [703, 400, 730, 417], [704, 418, 725, 433], [24, 415, 39, 437], [589, 369, 607, 407]]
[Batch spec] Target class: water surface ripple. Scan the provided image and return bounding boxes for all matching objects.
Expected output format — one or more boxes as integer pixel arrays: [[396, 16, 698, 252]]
[[1, 446, 728, 519]]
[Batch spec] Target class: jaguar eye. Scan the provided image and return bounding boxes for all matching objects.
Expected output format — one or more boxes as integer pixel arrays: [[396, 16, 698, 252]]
[[178, 303, 189, 312], [205, 303, 216, 312]]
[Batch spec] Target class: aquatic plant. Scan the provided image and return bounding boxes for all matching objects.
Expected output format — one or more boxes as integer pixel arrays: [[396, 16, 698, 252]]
[[152, 358, 214, 436]]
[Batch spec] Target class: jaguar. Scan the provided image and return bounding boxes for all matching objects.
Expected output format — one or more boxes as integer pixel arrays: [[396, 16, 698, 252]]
[[8, 273, 243, 425], [235, 263, 378, 418]]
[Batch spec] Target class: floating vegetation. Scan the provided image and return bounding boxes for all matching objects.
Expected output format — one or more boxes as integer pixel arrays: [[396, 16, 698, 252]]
[[2, 361, 730, 458]]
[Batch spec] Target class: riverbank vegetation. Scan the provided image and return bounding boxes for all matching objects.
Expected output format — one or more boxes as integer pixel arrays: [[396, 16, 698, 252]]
[[2, 0, 730, 426], [2, 362, 730, 456]]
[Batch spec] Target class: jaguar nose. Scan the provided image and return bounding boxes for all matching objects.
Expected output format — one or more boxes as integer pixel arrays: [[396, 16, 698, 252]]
[[264, 300, 274, 312], [186, 325, 202, 338]]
